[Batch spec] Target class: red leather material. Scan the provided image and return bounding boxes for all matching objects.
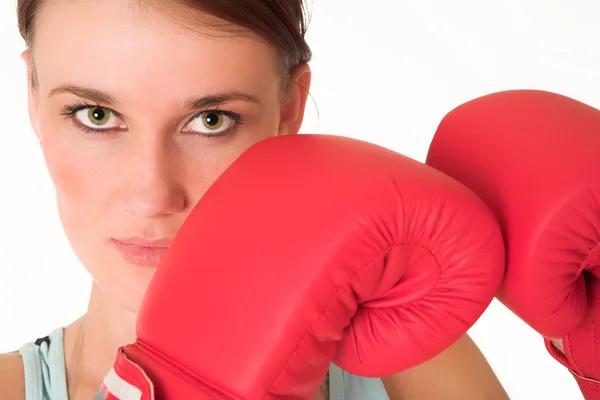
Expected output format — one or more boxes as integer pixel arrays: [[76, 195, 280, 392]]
[[426, 89, 600, 398], [98, 348, 155, 400], [572, 372, 600, 399], [546, 337, 600, 399], [111, 134, 505, 399]]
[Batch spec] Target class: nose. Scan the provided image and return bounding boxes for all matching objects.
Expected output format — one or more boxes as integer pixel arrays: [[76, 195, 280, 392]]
[[123, 138, 187, 218]]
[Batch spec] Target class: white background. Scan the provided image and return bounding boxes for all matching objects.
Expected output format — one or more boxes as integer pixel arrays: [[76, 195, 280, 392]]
[[1, 1, 599, 398]]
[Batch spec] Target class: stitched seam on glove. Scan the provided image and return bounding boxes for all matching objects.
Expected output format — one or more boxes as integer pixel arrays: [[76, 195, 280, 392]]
[[592, 313, 600, 374], [268, 243, 396, 398], [566, 333, 585, 375], [572, 369, 600, 390], [133, 340, 238, 399]]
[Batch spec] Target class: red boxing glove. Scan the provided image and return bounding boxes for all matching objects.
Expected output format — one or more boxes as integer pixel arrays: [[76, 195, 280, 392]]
[[98, 134, 505, 400], [426, 90, 600, 399]]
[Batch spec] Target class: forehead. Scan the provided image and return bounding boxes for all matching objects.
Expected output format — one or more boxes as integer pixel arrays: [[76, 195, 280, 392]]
[[32, 0, 281, 99]]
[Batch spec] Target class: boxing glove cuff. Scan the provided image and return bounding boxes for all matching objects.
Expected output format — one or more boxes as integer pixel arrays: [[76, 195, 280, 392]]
[[97, 344, 234, 400], [572, 372, 600, 399], [545, 339, 600, 399], [97, 347, 154, 400]]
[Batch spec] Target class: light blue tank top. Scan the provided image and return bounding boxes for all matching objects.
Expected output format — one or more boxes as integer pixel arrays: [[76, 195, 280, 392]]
[[19, 328, 389, 400]]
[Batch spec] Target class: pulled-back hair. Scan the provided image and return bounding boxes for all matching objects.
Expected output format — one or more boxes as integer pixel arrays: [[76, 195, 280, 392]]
[[17, 0, 312, 85]]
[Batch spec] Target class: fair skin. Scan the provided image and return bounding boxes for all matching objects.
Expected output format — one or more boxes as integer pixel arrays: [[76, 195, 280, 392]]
[[0, 1, 510, 399]]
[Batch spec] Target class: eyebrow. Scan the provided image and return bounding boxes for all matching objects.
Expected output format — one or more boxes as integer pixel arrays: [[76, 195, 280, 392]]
[[48, 84, 260, 109], [49, 84, 118, 105]]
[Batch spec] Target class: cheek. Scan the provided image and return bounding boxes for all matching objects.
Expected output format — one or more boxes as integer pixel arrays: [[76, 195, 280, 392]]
[[37, 115, 151, 312], [41, 139, 98, 260], [44, 147, 85, 203], [37, 110, 117, 245], [41, 125, 108, 214]]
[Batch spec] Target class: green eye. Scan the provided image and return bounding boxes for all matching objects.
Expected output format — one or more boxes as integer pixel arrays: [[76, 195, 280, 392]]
[[185, 110, 241, 137], [87, 107, 111, 126], [201, 112, 224, 130]]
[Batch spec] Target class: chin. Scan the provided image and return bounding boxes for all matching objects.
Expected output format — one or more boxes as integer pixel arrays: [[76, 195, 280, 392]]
[[92, 258, 157, 314]]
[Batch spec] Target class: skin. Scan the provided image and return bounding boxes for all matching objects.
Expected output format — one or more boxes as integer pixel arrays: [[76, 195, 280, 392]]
[[0, 0, 510, 399], [552, 339, 565, 353]]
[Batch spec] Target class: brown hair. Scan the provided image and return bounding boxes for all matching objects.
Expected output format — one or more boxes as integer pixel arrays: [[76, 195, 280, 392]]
[[17, 0, 312, 87]]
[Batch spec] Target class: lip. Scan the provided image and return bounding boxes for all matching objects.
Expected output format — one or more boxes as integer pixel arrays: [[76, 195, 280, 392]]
[[111, 238, 172, 267]]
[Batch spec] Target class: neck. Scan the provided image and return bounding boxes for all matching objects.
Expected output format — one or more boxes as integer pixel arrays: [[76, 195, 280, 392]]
[[64, 283, 138, 393]]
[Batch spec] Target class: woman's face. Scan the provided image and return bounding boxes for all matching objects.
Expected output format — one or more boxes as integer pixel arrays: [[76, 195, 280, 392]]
[[25, 0, 310, 312]]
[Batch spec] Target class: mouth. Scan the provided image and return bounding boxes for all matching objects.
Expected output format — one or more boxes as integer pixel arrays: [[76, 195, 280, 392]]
[[111, 238, 172, 267]]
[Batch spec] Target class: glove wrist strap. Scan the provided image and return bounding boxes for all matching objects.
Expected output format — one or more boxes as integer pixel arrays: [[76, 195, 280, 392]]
[[97, 347, 155, 400], [545, 338, 600, 399], [571, 370, 600, 399]]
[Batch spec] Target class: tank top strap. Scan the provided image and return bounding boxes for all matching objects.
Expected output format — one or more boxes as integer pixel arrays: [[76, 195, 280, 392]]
[[18, 327, 389, 400], [19, 328, 69, 400], [329, 363, 390, 400], [328, 364, 345, 400]]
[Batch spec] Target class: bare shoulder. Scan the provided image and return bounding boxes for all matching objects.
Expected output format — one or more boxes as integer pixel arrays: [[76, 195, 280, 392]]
[[0, 351, 25, 400], [381, 334, 509, 400]]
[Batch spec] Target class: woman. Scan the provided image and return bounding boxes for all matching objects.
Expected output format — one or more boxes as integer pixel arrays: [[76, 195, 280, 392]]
[[0, 0, 510, 399]]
